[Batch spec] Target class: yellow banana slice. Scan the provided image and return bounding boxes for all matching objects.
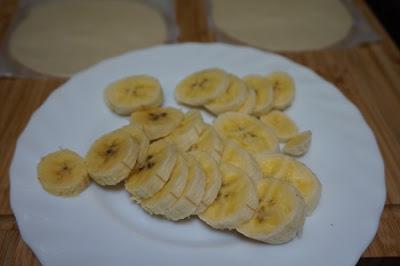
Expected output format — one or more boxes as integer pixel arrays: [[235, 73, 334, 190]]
[[260, 110, 298, 142], [130, 107, 184, 140], [255, 153, 288, 178], [214, 112, 279, 154], [190, 151, 222, 214], [243, 75, 274, 116], [236, 86, 256, 114], [222, 141, 262, 183], [125, 144, 177, 200], [165, 110, 206, 151], [37, 149, 90, 196], [141, 154, 189, 215], [283, 130, 312, 157], [205, 74, 248, 115], [175, 68, 229, 106], [237, 178, 306, 244], [119, 125, 149, 165], [198, 163, 258, 229], [85, 130, 139, 185], [164, 154, 205, 221], [188, 124, 224, 163], [104, 75, 163, 115], [265, 71, 295, 110]]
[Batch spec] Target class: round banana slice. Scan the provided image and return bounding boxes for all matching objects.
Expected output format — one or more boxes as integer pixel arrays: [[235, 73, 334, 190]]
[[265, 71, 295, 110], [283, 130, 312, 156], [164, 154, 205, 221], [243, 75, 274, 116], [131, 107, 184, 140], [188, 124, 224, 163], [119, 125, 149, 165], [165, 110, 206, 151], [125, 144, 177, 200], [214, 112, 279, 154], [254, 153, 288, 178], [141, 154, 189, 215], [205, 74, 248, 115], [260, 110, 298, 142], [190, 151, 222, 214], [198, 163, 258, 230], [37, 149, 90, 196], [236, 86, 256, 114], [222, 141, 262, 183], [175, 68, 229, 106], [104, 75, 163, 115], [237, 178, 306, 244], [85, 130, 139, 185]]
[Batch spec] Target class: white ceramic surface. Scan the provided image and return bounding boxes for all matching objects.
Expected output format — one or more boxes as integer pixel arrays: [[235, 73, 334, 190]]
[[10, 43, 385, 266]]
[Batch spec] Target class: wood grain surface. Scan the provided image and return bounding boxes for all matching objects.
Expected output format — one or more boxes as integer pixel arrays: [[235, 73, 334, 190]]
[[0, 0, 399, 264]]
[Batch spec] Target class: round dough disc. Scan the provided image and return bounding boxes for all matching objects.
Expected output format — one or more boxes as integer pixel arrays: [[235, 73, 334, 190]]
[[212, 0, 352, 51], [9, 0, 167, 77]]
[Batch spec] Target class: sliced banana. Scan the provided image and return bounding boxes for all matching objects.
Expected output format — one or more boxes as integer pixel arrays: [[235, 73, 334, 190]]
[[166, 110, 206, 151], [222, 141, 262, 183], [237, 178, 306, 244], [265, 71, 295, 110], [260, 110, 298, 142], [188, 124, 224, 163], [214, 112, 279, 154], [283, 130, 312, 156], [255, 153, 288, 178], [164, 154, 205, 221], [190, 151, 222, 214], [141, 154, 189, 215], [119, 125, 149, 165], [205, 74, 248, 115], [104, 75, 163, 115], [236, 86, 256, 114], [125, 144, 177, 200], [37, 149, 90, 196], [243, 75, 274, 116], [131, 107, 184, 140], [175, 68, 229, 106], [85, 130, 139, 185], [199, 163, 258, 230]]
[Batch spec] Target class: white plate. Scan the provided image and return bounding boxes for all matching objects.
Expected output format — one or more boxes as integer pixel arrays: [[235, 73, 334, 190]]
[[10, 43, 385, 266]]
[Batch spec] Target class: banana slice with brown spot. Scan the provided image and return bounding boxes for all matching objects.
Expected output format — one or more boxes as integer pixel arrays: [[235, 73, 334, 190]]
[[188, 124, 224, 163], [243, 75, 274, 116]]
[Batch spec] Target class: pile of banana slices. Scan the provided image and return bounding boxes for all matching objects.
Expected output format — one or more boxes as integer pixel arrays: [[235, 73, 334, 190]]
[[37, 68, 321, 244]]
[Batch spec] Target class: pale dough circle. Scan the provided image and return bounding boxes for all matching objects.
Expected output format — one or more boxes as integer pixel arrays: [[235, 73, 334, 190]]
[[9, 0, 167, 77], [212, 0, 352, 51]]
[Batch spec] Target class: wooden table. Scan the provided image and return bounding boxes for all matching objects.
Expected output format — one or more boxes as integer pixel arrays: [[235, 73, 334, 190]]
[[0, 0, 399, 264]]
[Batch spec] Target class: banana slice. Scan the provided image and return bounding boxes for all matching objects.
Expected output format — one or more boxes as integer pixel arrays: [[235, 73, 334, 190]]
[[243, 75, 274, 116], [265, 72, 295, 110], [236, 86, 256, 114], [119, 125, 149, 165], [283, 130, 312, 156], [166, 110, 206, 151], [37, 149, 90, 196], [104, 75, 163, 115], [164, 154, 205, 221], [131, 107, 184, 140], [237, 178, 306, 244], [190, 151, 222, 214], [125, 144, 177, 200], [141, 154, 189, 215], [205, 74, 248, 115], [255, 153, 321, 215], [222, 141, 262, 183], [85, 130, 139, 185], [214, 112, 279, 154], [260, 110, 298, 142], [175, 68, 229, 106], [188, 124, 224, 163], [198, 163, 258, 230]]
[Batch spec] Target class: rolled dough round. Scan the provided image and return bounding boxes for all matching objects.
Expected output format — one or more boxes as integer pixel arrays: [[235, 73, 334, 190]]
[[212, 0, 352, 51], [9, 0, 167, 77]]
